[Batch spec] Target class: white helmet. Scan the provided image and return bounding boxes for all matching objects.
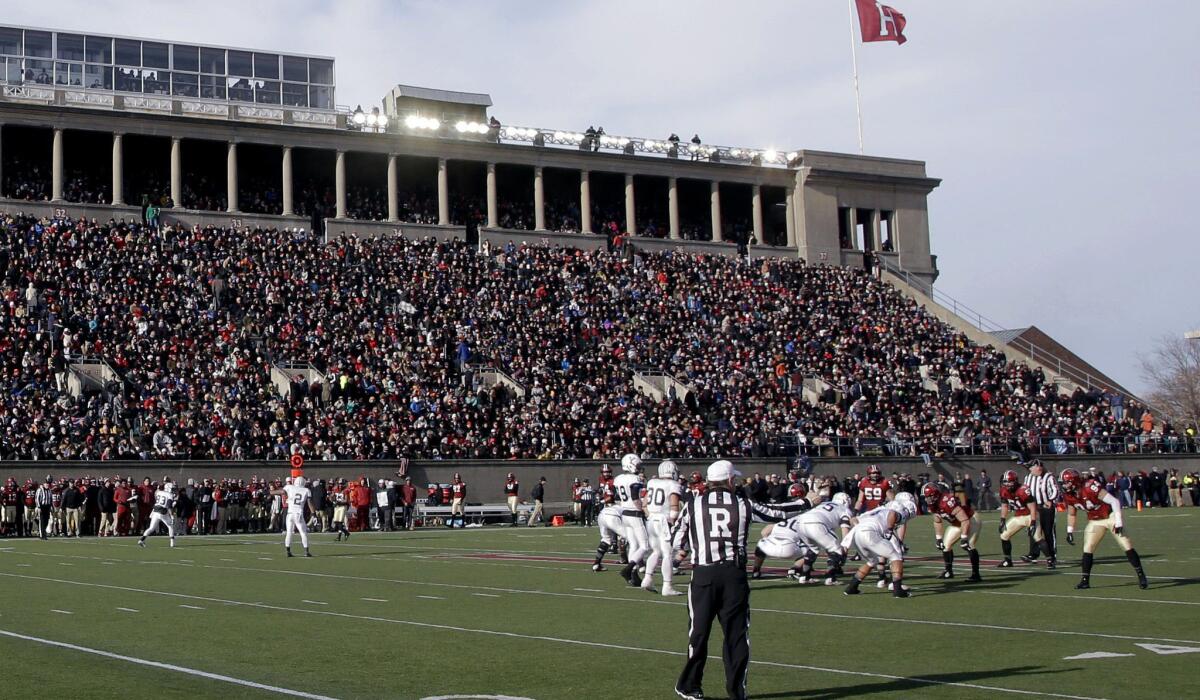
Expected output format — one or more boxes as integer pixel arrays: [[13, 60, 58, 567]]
[[894, 492, 916, 508], [163, 482, 175, 493], [658, 460, 678, 479], [900, 500, 918, 518], [294, 476, 306, 488], [620, 453, 642, 474], [831, 492, 850, 508]]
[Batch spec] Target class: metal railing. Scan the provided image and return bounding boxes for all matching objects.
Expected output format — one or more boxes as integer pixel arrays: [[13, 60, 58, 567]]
[[878, 256, 1133, 398], [776, 433, 1199, 459]]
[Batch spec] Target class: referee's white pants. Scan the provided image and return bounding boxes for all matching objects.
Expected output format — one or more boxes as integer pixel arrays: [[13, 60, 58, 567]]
[[621, 513, 650, 565], [642, 515, 675, 589], [142, 512, 175, 539], [285, 514, 309, 549]]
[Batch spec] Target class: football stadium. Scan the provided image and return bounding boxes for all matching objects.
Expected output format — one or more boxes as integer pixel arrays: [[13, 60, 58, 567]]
[[0, 5, 1197, 700]]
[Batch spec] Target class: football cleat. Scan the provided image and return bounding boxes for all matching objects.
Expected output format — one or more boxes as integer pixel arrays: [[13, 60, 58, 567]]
[[662, 587, 684, 596], [893, 588, 911, 598], [876, 579, 890, 589], [843, 588, 861, 596], [965, 574, 982, 582], [750, 570, 763, 580], [1075, 580, 1090, 590], [1138, 574, 1149, 590], [1020, 555, 1037, 564], [997, 559, 1013, 568], [938, 570, 954, 579], [592, 563, 605, 572], [824, 577, 838, 586], [1046, 559, 1057, 570]]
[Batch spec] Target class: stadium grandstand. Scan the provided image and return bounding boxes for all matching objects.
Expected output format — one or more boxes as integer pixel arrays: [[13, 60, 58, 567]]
[[0, 25, 1191, 487]]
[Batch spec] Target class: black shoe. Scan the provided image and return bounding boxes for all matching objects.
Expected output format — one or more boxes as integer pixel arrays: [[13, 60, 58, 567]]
[[1138, 574, 1148, 589], [1020, 555, 1036, 564], [938, 570, 954, 579], [629, 569, 643, 587], [1046, 559, 1057, 569], [966, 574, 983, 582], [1075, 579, 1090, 590], [750, 570, 763, 580], [675, 687, 704, 700], [335, 534, 341, 542], [305, 551, 313, 558], [997, 559, 1013, 568], [893, 588, 911, 598], [843, 587, 861, 596], [286, 549, 294, 558]]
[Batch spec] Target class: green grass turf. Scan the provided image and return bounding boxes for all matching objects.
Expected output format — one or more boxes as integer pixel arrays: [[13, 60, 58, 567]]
[[0, 508, 1198, 700]]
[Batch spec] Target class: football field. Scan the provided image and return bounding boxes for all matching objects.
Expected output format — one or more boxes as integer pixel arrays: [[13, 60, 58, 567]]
[[1, 509, 1198, 699]]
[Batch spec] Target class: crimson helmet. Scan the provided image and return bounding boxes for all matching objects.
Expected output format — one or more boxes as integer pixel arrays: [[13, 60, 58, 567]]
[[690, 471, 703, 484], [1002, 470, 1019, 488], [921, 483, 942, 504], [788, 482, 808, 500], [1060, 468, 1083, 492], [867, 465, 882, 483], [506, 472, 514, 480], [601, 464, 612, 476]]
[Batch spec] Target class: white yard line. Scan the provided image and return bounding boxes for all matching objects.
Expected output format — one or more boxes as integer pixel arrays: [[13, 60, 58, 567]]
[[0, 628, 338, 699], [0, 573, 1107, 700], [962, 590, 1200, 607], [360, 597, 388, 603]]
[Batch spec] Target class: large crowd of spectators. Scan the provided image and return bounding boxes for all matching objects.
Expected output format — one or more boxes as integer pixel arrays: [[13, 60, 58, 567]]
[[0, 211, 1191, 462]]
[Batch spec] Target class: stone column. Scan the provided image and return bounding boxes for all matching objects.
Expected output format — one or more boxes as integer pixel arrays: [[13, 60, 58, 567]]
[[710, 181, 722, 242], [387, 154, 398, 222], [844, 207, 857, 249], [533, 166, 545, 231], [437, 157, 449, 226], [668, 176, 680, 240], [624, 174, 635, 235], [785, 187, 797, 247], [580, 170, 592, 234], [170, 137, 182, 208], [111, 133, 124, 206], [869, 209, 881, 251], [226, 141, 238, 213], [51, 128, 64, 202], [281, 146, 294, 217], [486, 162, 497, 229], [751, 185, 763, 247], [335, 150, 347, 220]]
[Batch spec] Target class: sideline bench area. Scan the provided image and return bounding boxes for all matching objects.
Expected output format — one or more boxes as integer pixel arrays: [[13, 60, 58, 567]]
[[414, 501, 576, 526]]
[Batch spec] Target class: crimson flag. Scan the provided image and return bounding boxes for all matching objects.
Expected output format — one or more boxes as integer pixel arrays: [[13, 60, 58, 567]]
[[855, 0, 908, 45]]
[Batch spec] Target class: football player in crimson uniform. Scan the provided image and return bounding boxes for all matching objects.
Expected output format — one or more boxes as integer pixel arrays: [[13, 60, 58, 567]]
[[854, 465, 894, 513], [997, 470, 1054, 568], [1061, 469, 1148, 590], [924, 484, 982, 582], [503, 473, 520, 526]]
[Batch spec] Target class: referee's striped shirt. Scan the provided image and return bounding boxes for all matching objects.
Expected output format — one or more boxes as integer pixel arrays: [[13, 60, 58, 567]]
[[672, 488, 791, 567], [1023, 472, 1060, 506]]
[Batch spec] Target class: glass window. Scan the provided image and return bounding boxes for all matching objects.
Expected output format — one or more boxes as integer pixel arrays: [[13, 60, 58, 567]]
[[4, 57, 22, 83], [309, 58, 333, 84], [172, 44, 198, 72], [142, 69, 169, 94], [253, 52, 278, 79], [54, 61, 69, 85], [85, 36, 111, 63], [309, 85, 332, 109], [84, 64, 111, 90], [282, 55, 306, 82], [142, 42, 169, 69], [55, 62, 84, 87], [227, 76, 253, 102], [171, 71, 197, 97], [255, 79, 280, 104], [200, 47, 224, 74], [57, 33, 85, 61], [281, 81, 307, 107], [25, 30, 52, 58], [0, 28, 21, 55], [26, 59, 53, 84], [115, 39, 140, 66], [115, 66, 140, 92], [200, 74, 225, 100], [228, 50, 252, 76]]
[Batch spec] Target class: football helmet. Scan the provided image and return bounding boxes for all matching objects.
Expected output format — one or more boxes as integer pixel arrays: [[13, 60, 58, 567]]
[[601, 464, 612, 477], [690, 471, 703, 484], [658, 460, 679, 479], [832, 492, 852, 508], [1060, 468, 1082, 492], [1002, 470, 1019, 488], [898, 500, 918, 519], [620, 453, 642, 474], [788, 482, 808, 500], [921, 483, 942, 504], [867, 465, 882, 483], [893, 491, 916, 509], [294, 476, 306, 488]]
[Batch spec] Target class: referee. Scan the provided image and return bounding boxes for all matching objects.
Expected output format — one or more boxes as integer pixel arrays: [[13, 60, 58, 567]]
[[672, 460, 789, 700], [1023, 460, 1060, 566]]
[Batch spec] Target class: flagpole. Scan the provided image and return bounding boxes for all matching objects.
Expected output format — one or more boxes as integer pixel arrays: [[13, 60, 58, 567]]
[[847, 0, 865, 154]]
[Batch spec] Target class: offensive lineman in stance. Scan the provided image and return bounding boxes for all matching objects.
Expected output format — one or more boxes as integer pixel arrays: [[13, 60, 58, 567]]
[[272, 476, 315, 558], [997, 470, 1054, 568], [842, 494, 917, 598], [1061, 468, 1148, 590], [138, 479, 177, 548], [642, 459, 685, 595], [924, 483, 982, 582]]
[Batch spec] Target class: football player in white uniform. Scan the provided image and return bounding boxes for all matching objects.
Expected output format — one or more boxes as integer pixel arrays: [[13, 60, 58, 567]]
[[613, 453, 650, 586], [641, 459, 685, 596], [787, 492, 857, 584], [271, 476, 315, 557], [138, 480, 177, 548], [591, 470, 626, 573], [842, 494, 916, 598]]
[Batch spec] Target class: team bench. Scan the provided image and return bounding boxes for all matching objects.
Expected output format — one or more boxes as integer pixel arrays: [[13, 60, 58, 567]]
[[414, 502, 575, 526]]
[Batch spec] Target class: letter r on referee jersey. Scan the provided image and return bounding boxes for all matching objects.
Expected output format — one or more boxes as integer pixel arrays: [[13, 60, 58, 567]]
[[709, 508, 732, 537]]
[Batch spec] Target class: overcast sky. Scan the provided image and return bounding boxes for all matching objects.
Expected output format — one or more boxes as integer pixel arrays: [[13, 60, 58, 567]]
[[8, 1, 1196, 392]]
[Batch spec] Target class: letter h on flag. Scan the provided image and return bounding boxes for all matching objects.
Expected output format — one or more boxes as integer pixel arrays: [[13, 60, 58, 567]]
[[855, 0, 907, 45]]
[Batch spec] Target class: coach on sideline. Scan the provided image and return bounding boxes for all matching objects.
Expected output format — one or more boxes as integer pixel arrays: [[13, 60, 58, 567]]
[[1023, 460, 1060, 565], [672, 460, 791, 700]]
